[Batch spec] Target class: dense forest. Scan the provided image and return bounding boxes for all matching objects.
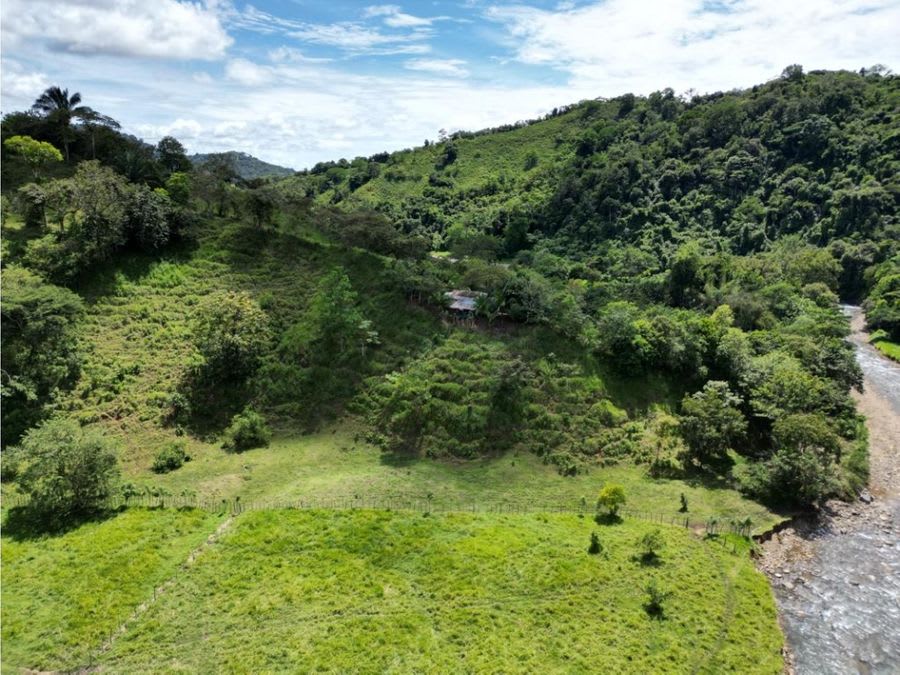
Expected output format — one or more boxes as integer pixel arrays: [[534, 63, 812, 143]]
[[1, 66, 898, 528]]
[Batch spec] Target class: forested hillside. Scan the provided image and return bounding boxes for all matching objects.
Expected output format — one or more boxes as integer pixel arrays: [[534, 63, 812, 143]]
[[190, 151, 295, 180]]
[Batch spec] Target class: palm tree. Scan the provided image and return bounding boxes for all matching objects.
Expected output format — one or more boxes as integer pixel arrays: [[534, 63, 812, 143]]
[[31, 86, 117, 162]]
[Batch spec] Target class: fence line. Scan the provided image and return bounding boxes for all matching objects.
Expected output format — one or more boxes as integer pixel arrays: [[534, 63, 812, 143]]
[[1, 492, 754, 537]]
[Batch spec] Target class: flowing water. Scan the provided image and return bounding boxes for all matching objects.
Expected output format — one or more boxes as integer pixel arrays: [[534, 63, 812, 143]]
[[771, 306, 900, 674]]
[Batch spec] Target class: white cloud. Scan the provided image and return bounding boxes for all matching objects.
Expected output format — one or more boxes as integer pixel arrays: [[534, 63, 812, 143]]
[[364, 4, 444, 27], [405, 58, 470, 77], [1, 0, 232, 60], [268, 47, 331, 64], [225, 58, 273, 86], [487, 0, 900, 94], [0, 59, 50, 99], [287, 22, 432, 54]]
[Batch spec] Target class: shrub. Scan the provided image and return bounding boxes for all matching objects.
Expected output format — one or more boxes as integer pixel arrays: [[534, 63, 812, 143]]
[[152, 442, 191, 473], [643, 580, 670, 618], [679, 493, 688, 513], [14, 419, 119, 519], [222, 408, 271, 452], [587, 532, 603, 555], [638, 529, 664, 563]]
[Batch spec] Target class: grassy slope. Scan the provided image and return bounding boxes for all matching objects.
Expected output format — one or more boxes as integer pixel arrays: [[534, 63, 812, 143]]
[[0, 508, 223, 671], [98, 510, 782, 674], [149, 427, 778, 530], [872, 337, 900, 362]]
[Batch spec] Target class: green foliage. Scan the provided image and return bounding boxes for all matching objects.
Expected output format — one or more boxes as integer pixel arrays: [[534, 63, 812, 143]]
[[152, 441, 191, 473], [13, 419, 119, 519], [193, 291, 271, 382], [736, 414, 842, 506], [587, 531, 603, 555], [679, 381, 747, 467], [1, 266, 83, 445], [221, 408, 271, 452], [596, 483, 626, 516], [643, 579, 671, 618], [3, 135, 62, 179], [280, 269, 377, 368], [638, 529, 664, 563]]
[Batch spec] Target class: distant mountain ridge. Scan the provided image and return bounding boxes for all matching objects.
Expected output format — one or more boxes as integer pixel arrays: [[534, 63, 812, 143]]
[[189, 151, 295, 180]]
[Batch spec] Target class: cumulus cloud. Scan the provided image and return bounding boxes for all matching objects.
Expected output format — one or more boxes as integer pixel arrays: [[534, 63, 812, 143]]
[[1, 0, 232, 60], [487, 0, 900, 94], [0, 59, 50, 99], [405, 58, 470, 77]]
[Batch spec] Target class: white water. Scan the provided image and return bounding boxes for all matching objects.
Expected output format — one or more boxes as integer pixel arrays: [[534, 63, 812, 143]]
[[772, 306, 900, 674]]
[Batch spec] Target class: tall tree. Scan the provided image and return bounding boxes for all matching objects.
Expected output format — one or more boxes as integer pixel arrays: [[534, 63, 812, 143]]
[[31, 86, 91, 161]]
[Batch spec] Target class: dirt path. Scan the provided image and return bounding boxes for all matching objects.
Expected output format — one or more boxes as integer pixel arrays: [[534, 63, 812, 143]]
[[81, 515, 235, 671]]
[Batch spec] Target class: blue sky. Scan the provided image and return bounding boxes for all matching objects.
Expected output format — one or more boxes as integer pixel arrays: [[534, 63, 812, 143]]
[[2, 0, 898, 168]]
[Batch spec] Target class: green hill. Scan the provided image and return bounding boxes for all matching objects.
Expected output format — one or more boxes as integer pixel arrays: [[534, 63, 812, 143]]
[[190, 151, 295, 179]]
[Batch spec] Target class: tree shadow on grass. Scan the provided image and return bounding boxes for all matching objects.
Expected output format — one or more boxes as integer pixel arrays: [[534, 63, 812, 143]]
[[2, 505, 118, 542], [594, 512, 623, 526]]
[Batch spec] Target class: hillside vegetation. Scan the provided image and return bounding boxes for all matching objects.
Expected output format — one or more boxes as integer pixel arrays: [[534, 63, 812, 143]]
[[2, 68, 898, 672]]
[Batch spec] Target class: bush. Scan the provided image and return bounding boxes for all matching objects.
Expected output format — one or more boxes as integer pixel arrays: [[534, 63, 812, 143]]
[[221, 408, 271, 452], [643, 580, 670, 618], [587, 532, 603, 555], [13, 419, 119, 519], [638, 529, 664, 563], [193, 291, 271, 382], [152, 442, 191, 473]]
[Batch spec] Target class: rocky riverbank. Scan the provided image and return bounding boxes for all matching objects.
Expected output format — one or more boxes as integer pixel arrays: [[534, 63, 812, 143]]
[[758, 306, 900, 674]]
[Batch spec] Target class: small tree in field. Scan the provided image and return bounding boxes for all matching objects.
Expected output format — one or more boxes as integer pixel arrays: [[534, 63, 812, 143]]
[[14, 419, 119, 519], [638, 529, 664, 563], [644, 580, 670, 618], [587, 532, 603, 555], [596, 483, 626, 520], [4, 135, 63, 180]]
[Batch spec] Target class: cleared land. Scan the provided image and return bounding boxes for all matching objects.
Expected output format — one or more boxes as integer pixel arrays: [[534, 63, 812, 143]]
[[0, 508, 782, 673]]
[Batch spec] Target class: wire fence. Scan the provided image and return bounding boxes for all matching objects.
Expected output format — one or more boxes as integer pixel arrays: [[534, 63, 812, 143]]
[[1, 492, 755, 537]]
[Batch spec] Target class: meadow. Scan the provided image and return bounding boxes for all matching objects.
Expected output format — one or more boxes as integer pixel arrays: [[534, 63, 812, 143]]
[[2, 508, 783, 673]]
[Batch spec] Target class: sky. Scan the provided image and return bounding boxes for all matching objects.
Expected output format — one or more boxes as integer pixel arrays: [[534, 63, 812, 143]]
[[2, 0, 898, 169]]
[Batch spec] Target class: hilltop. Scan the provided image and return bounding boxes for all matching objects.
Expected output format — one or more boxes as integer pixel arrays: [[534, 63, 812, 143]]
[[190, 150, 295, 179]]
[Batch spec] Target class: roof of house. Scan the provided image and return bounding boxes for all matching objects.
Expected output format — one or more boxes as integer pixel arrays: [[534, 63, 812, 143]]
[[445, 290, 485, 312]]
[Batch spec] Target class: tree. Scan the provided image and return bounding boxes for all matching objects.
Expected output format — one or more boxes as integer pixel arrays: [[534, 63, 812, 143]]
[[13, 419, 119, 519], [156, 136, 192, 175], [679, 381, 747, 467], [126, 186, 172, 251], [1, 267, 83, 446], [165, 171, 192, 206], [638, 529, 664, 563], [596, 483, 626, 517], [31, 86, 94, 161], [643, 580, 670, 618], [77, 109, 121, 160], [280, 270, 378, 367], [3, 135, 62, 180], [194, 291, 271, 382]]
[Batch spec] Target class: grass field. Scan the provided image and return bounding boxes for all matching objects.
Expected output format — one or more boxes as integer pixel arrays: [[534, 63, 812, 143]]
[[145, 427, 779, 531], [0, 508, 223, 671], [80, 509, 781, 674]]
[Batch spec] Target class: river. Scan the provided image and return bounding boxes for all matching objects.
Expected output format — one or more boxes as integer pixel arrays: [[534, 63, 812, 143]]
[[764, 306, 900, 674]]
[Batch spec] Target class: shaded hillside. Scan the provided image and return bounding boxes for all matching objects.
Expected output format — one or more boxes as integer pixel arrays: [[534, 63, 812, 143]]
[[190, 151, 295, 180]]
